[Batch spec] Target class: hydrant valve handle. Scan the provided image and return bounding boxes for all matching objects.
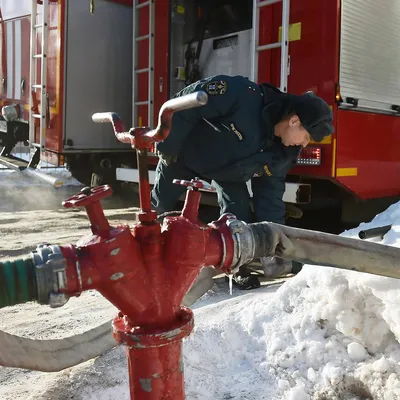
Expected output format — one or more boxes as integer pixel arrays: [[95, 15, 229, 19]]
[[62, 185, 113, 208], [173, 178, 216, 193]]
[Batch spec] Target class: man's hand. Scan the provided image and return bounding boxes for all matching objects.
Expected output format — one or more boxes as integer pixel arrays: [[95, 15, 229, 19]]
[[255, 223, 304, 278], [267, 223, 295, 259], [250, 222, 295, 262], [260, 256, 293, 278], [258, 223, 303, 278], [260, 257, 304, 278]]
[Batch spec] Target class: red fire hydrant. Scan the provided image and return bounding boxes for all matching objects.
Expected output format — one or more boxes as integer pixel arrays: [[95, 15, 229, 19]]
[[59, 183, 229, 398], [44, 92, 257, 399]]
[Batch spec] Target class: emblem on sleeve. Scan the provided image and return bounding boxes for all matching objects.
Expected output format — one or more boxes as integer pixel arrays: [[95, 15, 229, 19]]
[[253, 164, 273, 178], [205, 80, 228, 95], [263, 164, 273, 176], [230, 123, 243, 141]]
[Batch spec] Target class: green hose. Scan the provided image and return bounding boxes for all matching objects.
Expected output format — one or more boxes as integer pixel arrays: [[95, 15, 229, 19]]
[[0, 257, 38, 308]]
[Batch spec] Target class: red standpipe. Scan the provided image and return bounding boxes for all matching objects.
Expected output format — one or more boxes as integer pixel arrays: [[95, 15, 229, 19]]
[[58, 92, 237, 399], [61, 181, 230, 399]]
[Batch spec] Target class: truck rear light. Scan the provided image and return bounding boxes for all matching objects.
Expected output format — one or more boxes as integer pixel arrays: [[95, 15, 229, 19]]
[[297, 147, 321, 165]]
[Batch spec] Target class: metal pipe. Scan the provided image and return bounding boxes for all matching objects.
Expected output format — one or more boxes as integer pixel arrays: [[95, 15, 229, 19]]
[[280, 0, 290, 92], [135, 90, 208, 144], [92, 91, 208, 149], [92, 91, 208, 223], [23, 168, 65, 188], [136, 149, 152, 213], [250, 0, 259, 82], [112, 304, 194, 399], [127, 343, 185, 398], [359, 224, 392, 240]]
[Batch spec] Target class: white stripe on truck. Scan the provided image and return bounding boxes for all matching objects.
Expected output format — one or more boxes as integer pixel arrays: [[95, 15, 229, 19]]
[[115, 168, 311, 204], [14, 19, 21, 100], [6, 21, 13, 99]]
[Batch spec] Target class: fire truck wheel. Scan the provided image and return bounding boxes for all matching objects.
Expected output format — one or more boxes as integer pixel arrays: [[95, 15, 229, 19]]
[[65, 154, 124, 192], [65, 155, 93, 186]]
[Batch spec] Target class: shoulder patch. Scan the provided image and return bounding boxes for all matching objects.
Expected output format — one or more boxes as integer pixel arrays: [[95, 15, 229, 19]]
[[205, 80, 227, 95]]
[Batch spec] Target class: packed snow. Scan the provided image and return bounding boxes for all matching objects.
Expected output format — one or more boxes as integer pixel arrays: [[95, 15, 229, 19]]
[[1, 167, 400, 399]]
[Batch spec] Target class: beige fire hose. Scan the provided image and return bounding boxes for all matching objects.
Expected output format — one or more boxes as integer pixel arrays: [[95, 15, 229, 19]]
[[0, 274, 214, 372], [0, 320, 116, 372]]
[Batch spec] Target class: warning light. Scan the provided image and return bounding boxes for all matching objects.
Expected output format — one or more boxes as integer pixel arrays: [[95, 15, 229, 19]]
[[297, 147, 321, 165], [335, 83, 342, 103]]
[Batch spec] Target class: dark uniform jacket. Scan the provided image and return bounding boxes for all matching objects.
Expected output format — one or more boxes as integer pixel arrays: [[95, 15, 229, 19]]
[[156, 75, 301, 224]]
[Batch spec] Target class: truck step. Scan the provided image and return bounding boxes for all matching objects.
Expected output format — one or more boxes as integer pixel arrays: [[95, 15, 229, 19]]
[[0, 155, 29, 171]]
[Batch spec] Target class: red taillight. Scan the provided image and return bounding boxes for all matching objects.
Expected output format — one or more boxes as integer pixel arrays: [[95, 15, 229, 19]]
[[297, 147, 321, 166]]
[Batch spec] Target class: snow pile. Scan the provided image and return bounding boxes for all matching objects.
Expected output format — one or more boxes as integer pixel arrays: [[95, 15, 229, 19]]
[[183, 202, 400, 399]]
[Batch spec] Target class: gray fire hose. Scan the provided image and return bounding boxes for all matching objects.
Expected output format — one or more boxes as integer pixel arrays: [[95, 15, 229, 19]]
[[252, 222, 399, 279]]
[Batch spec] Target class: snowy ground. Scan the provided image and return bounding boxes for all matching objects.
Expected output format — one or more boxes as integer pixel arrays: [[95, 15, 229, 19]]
[[1, 168, 400, 399]]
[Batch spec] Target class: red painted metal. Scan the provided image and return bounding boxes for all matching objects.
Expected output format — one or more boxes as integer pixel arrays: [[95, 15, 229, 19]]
[[0, 0, 63, 163], [5, 0, 398, 203], [62, 186, 113, 233], [108, 0, 133, 5], [182, 188, 202, 223], [335, 109, 400, 199], [136, 0, 150, 127], [153, 0, 169, 126], [114, 308, 194, 399], [135, 0, 170, 127], [173, 178, 216, 223], [264, 0, 339, 179], [91, 111, 157, 220], [43, 1, 65, 155], [55, 94, 238, 398], [58, 181, 231, 398], [257, 0, 400, 200], [92, 91, 207, 223], [208, 214, 235, 271]]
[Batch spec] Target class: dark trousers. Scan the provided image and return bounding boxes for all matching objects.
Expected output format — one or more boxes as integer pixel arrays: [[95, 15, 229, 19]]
[[151, 158, 251, 222]]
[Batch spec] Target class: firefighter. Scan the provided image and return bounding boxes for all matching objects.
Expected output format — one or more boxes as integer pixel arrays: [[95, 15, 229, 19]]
[[151, 75, 334, 290]]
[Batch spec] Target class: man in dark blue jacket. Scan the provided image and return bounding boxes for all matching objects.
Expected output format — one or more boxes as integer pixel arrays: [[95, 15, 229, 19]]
[[151, 75, 333, 289]]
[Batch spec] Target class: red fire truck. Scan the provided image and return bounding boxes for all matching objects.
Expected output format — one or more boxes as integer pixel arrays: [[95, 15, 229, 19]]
[[0, 0, 399, 224]]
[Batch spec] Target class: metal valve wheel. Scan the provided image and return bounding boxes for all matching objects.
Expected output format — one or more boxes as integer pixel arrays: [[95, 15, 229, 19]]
[[172, 178, 216, 192], [62, 185, 113, 208]]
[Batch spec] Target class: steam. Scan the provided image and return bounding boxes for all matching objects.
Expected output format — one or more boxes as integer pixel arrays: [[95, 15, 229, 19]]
[[0, 167, 82, 212]]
